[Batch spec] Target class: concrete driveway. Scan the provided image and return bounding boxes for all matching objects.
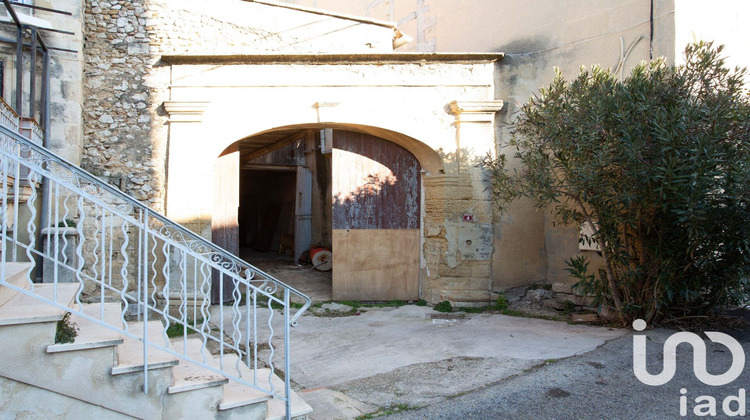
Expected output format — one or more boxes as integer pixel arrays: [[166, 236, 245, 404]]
[[213, 303, 626, 419]]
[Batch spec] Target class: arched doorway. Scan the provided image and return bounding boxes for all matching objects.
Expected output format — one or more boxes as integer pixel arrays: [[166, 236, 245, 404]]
[[214, 126, 428, 302]]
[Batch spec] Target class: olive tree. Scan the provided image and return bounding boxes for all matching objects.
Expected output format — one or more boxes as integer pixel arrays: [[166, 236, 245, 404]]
[[484, 42, 750, 323]]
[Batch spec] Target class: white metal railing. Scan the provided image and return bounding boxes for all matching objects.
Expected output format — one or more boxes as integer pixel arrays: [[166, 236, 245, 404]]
[[0, 98, 19, 134], [20, 118, 43, 146], [0, 124, 310, 419]]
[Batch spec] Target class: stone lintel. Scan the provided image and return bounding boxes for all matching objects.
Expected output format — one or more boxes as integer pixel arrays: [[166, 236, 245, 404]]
[[161, 53, 505, 65], [163, 101, 211, 122]]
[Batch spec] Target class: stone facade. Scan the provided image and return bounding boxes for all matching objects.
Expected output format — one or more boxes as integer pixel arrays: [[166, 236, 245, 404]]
[[162, 57, 501, 305], [47, 0, 505, 305], [80, 0, 399, 214]]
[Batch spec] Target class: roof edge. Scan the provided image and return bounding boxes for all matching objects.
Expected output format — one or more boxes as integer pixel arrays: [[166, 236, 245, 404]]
[[161, 53, 505, 65]]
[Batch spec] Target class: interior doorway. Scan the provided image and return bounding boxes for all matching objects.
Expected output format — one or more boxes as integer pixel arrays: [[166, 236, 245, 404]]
[[239, 168, 297, 254]]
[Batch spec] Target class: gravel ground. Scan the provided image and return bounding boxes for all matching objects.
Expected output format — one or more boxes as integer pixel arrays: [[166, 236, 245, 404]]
[[384, 324, 750, 420]]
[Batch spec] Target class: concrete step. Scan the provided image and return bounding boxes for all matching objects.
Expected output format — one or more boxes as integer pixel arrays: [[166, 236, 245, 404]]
[[215, 353, 273, 412], [111, 320, 179, 375], [266, 369, 314, 420], [171, 338, 311, 419], [46, 302, 124, 353], [0, 262, 32, 306], [163, 336, 233, 419], [168, 336, 229, 394], [0, 283, 78, 326]]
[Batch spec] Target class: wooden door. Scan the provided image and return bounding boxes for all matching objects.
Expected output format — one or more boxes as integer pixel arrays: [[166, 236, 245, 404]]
[[331, 130, 420, 301], [212, 151, 239, 303], [295, 166, 312, 264]]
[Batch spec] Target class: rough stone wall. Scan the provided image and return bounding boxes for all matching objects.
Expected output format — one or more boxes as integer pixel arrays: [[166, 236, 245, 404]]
[[82, 0, 163, 209], [81, 0, 297, 210]]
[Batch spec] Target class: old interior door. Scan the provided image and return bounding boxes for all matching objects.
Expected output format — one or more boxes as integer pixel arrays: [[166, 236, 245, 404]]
[[331, 130, 420, 301], [212, 151, 239, 303], [295, 166, 312, 264]]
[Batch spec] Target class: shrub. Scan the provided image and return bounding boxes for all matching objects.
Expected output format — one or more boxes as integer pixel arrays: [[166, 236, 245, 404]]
[[483, 41, 750, 323]]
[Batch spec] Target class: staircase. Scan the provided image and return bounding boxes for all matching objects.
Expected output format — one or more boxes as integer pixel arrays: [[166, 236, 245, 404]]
[[0, 111, 312, 418], [0, 263, 312, 418]]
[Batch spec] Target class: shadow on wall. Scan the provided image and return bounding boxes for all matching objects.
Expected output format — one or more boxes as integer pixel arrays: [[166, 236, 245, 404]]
[[333, 172, 419, 230], [437, 147, 487, 174]]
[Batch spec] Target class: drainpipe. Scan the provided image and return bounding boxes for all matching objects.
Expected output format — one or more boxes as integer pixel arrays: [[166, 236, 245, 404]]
[[649, 0, 654, 60], [37, 50, 51, 282], [42, 49, 49, 137], [14, 27, 22, 114], [29, 28, 36, 121]]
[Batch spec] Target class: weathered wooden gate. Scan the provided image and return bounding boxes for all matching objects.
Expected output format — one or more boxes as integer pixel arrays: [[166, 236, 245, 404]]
[[331, 130, 420, 300]]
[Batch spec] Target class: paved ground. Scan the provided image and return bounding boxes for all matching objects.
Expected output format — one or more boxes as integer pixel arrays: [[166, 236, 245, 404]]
[[385, 325, 750, 420], [232, 251, 750, 419], [214, 300, 627, 419]]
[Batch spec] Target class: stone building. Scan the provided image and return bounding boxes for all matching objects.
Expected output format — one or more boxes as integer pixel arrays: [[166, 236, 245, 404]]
[[15, 0, 750, 306], [23, 0, 502, 306], [265, 0, 750, 290]]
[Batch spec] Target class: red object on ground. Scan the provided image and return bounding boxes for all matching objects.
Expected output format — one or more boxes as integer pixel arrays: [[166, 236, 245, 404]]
[[310, 247, 332, 271]]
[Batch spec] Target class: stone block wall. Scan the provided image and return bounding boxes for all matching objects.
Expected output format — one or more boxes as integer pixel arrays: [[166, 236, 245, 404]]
[[422, 174, 493, 306]]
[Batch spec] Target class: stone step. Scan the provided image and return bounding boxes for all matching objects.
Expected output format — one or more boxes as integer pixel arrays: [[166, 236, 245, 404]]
[[168, 336, 229, 394], [215, 353, 274, 411], [266, 369, 314, 420], [0, 283, 78, 326], [111, 320, 179, 375], [46, 302, 125, 353], [213, 353, 313, 419], [0, 262, 32, 306]]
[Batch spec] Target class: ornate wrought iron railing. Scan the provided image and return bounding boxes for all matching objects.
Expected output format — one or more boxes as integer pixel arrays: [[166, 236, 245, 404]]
[[0, 123, 310, 419]]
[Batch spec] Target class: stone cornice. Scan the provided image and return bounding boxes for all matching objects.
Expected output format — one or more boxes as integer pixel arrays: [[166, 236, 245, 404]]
[[163, 101, 210, 122], [449, 100, 504, 123]]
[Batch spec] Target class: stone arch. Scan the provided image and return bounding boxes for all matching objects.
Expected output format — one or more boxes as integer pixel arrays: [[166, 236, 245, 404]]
[[217, 122, 444, 175], [215, 123, 438, 301]]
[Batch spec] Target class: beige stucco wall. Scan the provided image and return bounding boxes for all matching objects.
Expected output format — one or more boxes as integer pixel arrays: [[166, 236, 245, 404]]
[[436, 0, 675, 287], [288, 0, 748, 289], [165, 58, 501, 304]]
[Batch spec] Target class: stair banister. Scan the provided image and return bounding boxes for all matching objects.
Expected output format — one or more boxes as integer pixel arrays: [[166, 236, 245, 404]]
[[0, 123, 310, 420]]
